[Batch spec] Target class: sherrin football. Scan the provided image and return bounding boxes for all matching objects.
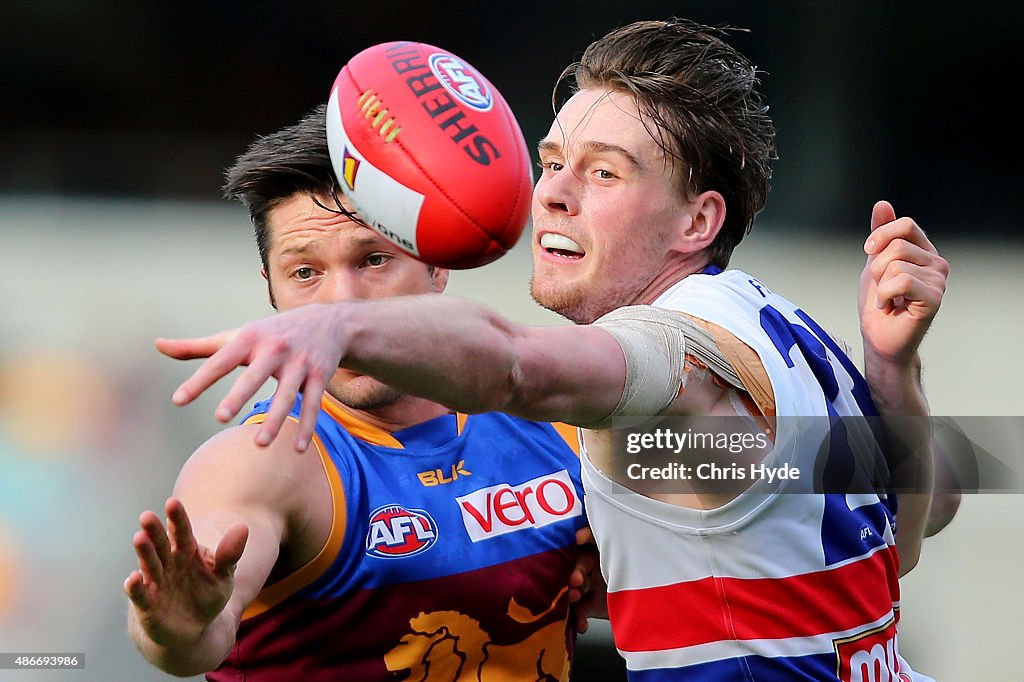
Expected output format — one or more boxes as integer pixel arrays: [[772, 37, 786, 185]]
[[326, 41, 533, 269]]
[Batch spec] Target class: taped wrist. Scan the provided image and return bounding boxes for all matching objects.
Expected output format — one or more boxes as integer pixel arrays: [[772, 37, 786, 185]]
[[586, 305, 746, 429], [585, 306, 685, 428]]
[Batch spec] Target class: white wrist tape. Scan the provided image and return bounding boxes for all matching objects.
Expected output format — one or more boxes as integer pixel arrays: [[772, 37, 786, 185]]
[[587, 305, 744, 428]]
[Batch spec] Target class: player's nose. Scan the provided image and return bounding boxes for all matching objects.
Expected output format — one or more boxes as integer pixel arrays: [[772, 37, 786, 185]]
[[534, 168, 580, 216], [317, 271, 369, 303]]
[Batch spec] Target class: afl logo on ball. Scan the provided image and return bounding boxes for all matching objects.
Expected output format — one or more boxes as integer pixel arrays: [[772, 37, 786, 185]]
[[365, 505, 438, 559], [428, 53, 493, 112]]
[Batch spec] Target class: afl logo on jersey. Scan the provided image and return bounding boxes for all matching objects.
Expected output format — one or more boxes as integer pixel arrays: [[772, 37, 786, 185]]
[[365, 505, 438, 559]]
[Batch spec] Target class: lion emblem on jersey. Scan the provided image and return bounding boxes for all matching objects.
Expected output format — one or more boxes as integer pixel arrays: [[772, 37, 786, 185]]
[[384, 588, 570, 681]]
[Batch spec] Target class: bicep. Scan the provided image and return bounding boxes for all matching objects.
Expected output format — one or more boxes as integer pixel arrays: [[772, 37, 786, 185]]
[[170, 427, 294, 619]]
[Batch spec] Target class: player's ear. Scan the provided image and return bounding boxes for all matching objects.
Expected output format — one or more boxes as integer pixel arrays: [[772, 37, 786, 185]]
[[261, 267, 278, 310], [671, 189, 726, 255], [429, 266, 450, 293]]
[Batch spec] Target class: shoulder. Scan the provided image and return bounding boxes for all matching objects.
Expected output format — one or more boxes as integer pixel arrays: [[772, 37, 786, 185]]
[[173, 421, 329, 515]]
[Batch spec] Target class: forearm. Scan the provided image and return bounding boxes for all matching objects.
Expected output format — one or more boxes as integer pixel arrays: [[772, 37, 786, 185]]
[[337, 294, 624, 423], [863, 350, 933, 575], [341, 295, 521, 411], [127, 603, 239, 677]]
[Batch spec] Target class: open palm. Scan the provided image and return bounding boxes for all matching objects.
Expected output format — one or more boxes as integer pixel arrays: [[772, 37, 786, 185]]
[[125, 498, 248, 647]]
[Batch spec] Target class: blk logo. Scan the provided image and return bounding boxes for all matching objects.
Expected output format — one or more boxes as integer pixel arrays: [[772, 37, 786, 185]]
[[418, 460, 472, 486]]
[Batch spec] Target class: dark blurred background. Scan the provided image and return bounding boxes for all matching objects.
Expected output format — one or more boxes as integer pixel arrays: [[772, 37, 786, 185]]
[[3, 0, 1021, 238]]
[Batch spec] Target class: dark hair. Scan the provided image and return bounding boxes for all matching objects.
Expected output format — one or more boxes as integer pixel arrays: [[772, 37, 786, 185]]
[[559, 18, 776, 267], [222, 103, 355, 273]]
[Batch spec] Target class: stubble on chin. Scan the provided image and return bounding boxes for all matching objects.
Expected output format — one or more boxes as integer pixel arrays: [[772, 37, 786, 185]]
[[530, 273, 593, 324], [529, 271, 647, 325], [327, 376, 403, 411]]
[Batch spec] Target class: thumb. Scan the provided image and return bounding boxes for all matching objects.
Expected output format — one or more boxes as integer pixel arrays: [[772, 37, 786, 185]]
[[213, 522, 249, 577], [870, 200, 896, 233], [866, 200, 897, 256]]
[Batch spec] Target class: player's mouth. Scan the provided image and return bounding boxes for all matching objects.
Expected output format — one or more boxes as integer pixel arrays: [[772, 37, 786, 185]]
[[539, 232, 586, 262]]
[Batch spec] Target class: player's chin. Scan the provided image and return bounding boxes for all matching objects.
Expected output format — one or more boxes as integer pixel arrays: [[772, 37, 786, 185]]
[[529, 274, 594, 324], [331, 376, 403, 410]]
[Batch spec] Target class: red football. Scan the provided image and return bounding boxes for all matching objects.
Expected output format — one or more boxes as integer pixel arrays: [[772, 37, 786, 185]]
[[326, 41, 533, 269]]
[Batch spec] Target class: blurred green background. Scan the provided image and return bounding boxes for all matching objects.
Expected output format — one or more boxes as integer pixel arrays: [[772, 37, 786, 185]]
[[1, 2, 1021, 680]]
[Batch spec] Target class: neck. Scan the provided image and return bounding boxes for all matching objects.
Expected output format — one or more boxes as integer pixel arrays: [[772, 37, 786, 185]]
[[324, 392, 451, 433], [633, 252, 713, 306]]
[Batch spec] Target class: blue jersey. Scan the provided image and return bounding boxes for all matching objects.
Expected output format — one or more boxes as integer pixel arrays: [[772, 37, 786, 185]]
[[209, 394, 585, 681]]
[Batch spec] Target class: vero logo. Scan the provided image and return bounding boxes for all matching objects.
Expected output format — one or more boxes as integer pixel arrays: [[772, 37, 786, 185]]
[[456, 470, 581, 542]]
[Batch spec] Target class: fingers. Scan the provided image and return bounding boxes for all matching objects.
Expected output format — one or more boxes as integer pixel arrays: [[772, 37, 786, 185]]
[[295, 375, 327, 452], [156, 329, 238, 361], [574, 601, 591, 634], [165, 498, 197, 558], [140, 510, 172, 565], [569, 526, 598, 604], [170, 338, 252, 408], [129, 508, 175, 608], [867, 241, 948, 291], [867, 237, 932, 277], [575, 526, 596, 547], [865, 213, 941, 259], [256, 358, 308, 448], [871, 251, 946, 313], [213, 346, 293, 425], [124, 570, 150, 609], [568, 570, 592, 604], [133, 529, 164, 586], [876, 268, 944, 314], [863, 202, 949, 314], [213, 522, 249, 577]]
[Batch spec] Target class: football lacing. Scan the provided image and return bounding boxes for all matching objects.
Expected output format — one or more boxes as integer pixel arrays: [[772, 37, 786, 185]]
[[358, 89, 402, 143]]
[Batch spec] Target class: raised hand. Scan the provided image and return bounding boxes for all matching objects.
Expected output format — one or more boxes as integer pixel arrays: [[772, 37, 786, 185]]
[[124, 498, 248, 648], [157, 302, 346, 451], [859, 200, 949, 364]]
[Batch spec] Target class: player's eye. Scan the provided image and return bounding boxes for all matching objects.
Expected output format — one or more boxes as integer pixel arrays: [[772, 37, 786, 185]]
[[363, 253, 391, 268], [595, 169, 615, 180], [292, 267, 315, 281], [538, 160, 564, 172]]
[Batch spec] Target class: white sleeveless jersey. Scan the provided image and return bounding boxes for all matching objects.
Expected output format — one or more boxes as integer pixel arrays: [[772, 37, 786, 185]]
[[581, 268, 934, 681]]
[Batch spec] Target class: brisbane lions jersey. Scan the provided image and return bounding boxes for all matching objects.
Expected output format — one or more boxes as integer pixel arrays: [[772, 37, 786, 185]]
[[208, 395, 585, 681], [581, 268, 934, 681]]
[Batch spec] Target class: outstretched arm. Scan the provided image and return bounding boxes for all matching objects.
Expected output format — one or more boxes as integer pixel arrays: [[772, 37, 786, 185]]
[[125, 426, 302, 675], [158, 298, 627, 451], [859, 200, 949, 575]]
